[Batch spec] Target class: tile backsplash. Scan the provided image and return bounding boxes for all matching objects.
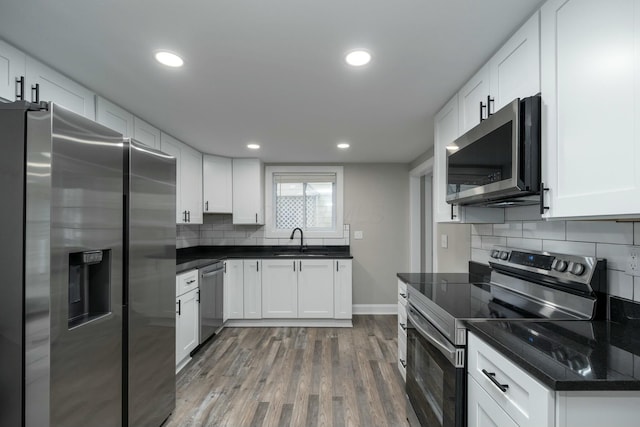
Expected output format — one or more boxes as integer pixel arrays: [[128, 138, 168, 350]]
[[470, 206, 640, 303], [177, 214, 350, 249]]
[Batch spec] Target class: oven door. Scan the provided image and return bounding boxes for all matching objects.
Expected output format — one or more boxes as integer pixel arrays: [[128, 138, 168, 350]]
[[406, 304, 465, 427]]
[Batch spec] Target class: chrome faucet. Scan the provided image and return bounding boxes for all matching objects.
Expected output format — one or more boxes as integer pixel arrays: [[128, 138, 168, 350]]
[[290, 227, 304, 252]]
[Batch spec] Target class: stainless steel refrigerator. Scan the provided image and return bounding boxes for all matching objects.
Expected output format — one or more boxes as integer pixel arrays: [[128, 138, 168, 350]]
[[0, 101, 176, 427]]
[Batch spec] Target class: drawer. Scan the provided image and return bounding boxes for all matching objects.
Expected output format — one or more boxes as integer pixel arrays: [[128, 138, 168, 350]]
[[397, 306, 407, 339], [468, 375, 518, 427], [397, 279, 408, 306], [176, 269, 199, 297], [397, 332, 407, 381], [467, 332, 553, 427]]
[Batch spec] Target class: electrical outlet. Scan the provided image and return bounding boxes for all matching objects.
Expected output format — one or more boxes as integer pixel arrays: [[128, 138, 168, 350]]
[[626, 246, 640, 277], [354, 230, 363, 240], [441, 234, 448, 249]]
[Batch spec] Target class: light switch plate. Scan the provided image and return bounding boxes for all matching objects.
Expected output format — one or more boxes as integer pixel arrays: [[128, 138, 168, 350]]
[[626, 245, 640, 277], [441, 234, 448, 249], [354, 230, 363, 240]]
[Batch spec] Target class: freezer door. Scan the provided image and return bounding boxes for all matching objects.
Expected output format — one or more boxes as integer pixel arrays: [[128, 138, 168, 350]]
[[25, 103, 125, 427], [127, 139, 176, 427]]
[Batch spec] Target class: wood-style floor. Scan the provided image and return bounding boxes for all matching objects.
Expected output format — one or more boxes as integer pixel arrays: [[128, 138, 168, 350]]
[[164, 315, 408, 427]]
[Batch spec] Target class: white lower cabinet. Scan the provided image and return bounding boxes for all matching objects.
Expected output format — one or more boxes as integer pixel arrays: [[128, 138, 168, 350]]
[[243, 259, 262, 319], [468, 332, 640, 427], [176, 270, 199, 371], [397, 279, 408, 381], [261, 259, 299, 318], [334, 259, 353, 319], [260, 258, 350, 320], [223, 260, 244, 320], [298, 260, 334, 318], [468, 375, 518, 427]]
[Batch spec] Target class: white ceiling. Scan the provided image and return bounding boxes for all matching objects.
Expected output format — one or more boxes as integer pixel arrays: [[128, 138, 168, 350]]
[[0, 0, 543, 163]]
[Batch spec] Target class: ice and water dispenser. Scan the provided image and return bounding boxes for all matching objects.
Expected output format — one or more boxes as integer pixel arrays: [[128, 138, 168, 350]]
[[68, 249, 111, 329]]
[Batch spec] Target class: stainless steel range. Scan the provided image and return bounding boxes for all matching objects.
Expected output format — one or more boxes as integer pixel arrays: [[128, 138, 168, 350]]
[[405, 247, 607, 427]]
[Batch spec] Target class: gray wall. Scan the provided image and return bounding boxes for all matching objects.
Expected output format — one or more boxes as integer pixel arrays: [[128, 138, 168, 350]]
[[435, 223, 471, 272], [344, 164, 410, 305]]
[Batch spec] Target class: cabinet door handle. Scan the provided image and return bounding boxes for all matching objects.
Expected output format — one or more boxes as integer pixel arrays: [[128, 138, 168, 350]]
[[187, 211, 191, 222], [487, 95, 495, 116], [205, 201, 209, 212], [15, 76, 24, 100], [224, 262, 226, 273], [293, 261, 296, 272], [299, 261, 302, 271], [256, 261, 259, 271], [482, 369, 509, 393], [176, 300, 181, 315], [399, 358, 407, 368], [197, 290, 200, 303], [336, 261, 339, 272], [186, 279, 196, 284], [479, 101, 486, 122], [399, 293, 407, 298], [450, 203, 457, 220], [255, 213, 258, 223], [539, 182, 550, 215], [399, 322, 407, 331], [31, 83, 40, 103]]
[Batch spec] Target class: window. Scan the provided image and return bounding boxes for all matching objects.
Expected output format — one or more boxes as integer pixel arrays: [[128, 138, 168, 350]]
[[265, 166, 344, 238]]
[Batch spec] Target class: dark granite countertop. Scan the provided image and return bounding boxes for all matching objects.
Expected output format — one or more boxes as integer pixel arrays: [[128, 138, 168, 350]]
[[397, 262, 492, 289], [466, 297, 640, 391], [177, 245, 352, 273]]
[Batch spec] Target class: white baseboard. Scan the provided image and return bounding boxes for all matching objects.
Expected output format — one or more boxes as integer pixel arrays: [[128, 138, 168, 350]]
[[225, 319, 353, 328], [352, 304, 397, 315]]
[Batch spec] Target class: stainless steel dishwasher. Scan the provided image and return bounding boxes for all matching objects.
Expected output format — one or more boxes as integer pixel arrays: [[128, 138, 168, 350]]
[[198, 261, 224, 345]]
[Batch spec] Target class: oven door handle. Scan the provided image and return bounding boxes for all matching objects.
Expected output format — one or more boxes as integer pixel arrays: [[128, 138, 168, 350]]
[[407, 307, 461, 367]]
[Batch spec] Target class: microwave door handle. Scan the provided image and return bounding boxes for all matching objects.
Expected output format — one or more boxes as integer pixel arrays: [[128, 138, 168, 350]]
[[407, 308, 458, 366]]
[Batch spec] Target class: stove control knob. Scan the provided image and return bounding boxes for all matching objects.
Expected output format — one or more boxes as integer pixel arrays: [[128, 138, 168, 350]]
[[499, 251, 509, 260], [555, 260, 568, 272], [570, 263, 585, 276], [490, 250, 500, 258]]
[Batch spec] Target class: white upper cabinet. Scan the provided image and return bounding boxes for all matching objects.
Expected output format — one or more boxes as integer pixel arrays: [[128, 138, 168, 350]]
[[458, 64, 491, 134], [458, 11, 540, 134], [160, 132, 203, 224], [489, 12, 540, 110], [26, 57, 95, 120], [232, 158, 264, 225], [133, 117, 161, 149], [181, 144, 203, 224], [541, 0, 640, 219], [203, 155, 233, 214], [0, 39, 26, 102], [433, 94, 462, 223], [95, 96, 134, 137]]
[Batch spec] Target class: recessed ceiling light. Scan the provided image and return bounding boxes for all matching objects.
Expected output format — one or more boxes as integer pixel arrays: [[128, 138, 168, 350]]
[[247, 143, 260, 150], [345, 50, 371, 67], [154, 51, 184, 67], [337, 143, 350, 149]]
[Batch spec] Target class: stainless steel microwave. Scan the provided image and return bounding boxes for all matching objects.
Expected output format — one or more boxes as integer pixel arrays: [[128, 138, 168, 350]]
[[446, 94, 541, 206]]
